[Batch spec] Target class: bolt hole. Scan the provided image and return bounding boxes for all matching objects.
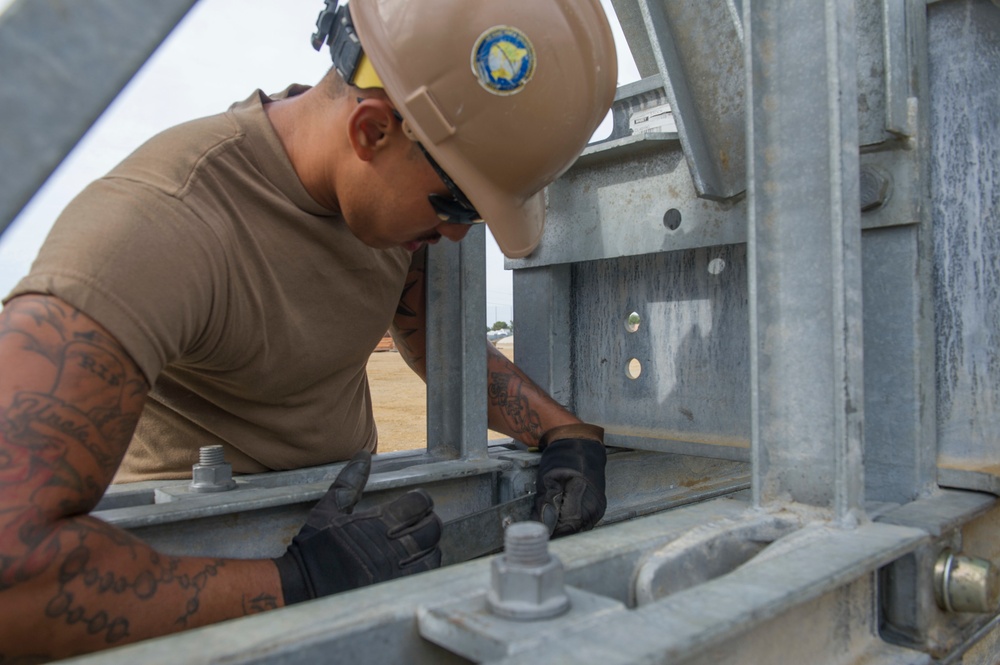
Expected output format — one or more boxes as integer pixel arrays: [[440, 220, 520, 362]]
[[627, 358, 642, 379], [708, 258, 726, 275], [625, 311, 641, 333], [663, 208, 682, 231]]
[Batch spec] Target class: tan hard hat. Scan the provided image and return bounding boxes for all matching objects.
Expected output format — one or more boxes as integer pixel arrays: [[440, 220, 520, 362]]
[[349, 0, 618, 258]]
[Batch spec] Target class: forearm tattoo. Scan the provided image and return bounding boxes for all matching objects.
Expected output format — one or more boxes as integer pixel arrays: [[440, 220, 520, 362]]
[[487, 364, 543, 444], [39, 521, 225, 644], [243, 592, 279, 614]]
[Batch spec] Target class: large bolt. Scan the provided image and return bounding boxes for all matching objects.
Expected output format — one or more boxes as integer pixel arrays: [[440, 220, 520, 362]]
[[487, 521, 570, 620], [933, 549, 1000, 613], [190, 445, 237, 493]]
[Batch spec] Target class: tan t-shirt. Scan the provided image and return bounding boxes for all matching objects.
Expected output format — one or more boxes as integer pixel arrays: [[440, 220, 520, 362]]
[[6, 87, 412, 482]]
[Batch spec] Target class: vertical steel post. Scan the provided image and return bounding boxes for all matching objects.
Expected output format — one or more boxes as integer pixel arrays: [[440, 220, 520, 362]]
[[930, 0, 1000, 496], [511, 265, 574, 413], [425, 227, 489, 459], [860, 0, 937, 506], [746, 0, 865, 519]]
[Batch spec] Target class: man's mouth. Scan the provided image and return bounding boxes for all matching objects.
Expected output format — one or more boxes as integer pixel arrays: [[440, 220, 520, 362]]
[[403, 234, 441, 252]]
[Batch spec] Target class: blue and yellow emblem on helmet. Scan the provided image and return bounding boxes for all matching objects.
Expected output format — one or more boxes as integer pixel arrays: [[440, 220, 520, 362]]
[[471, 26, 536, 96]]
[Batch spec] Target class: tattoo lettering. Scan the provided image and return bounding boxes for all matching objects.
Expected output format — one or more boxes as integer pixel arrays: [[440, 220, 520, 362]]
[[6, 393, 111, 468], [76, 351, 123, 387]]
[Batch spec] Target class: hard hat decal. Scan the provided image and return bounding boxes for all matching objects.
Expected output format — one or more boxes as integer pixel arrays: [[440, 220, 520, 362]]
[[471, 26, 536, 96]]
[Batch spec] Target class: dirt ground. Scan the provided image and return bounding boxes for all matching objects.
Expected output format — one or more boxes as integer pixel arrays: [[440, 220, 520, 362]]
[[366, 343, 513, 453]]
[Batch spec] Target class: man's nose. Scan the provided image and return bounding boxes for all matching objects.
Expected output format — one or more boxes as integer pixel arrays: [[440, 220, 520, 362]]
[[436, 223, 472, 243]]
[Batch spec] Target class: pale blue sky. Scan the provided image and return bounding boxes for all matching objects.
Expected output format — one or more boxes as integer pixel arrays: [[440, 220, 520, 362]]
[[0, 0, 638, 325]]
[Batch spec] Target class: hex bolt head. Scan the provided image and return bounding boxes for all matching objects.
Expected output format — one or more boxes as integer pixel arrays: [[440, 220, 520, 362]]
[[190, 445, 237, 493], [934, 549, 1000, 613], [859, 166, 892, 213], [487, 521, 570, 621]]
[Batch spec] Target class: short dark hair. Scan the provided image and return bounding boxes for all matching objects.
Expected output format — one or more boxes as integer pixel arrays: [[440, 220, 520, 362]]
[[318, 66, 347, 99]]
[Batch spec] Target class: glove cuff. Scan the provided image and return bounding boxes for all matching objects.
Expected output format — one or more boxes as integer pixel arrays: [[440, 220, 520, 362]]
[[538, 423, 604, 450], [273, 548, 314, 606]]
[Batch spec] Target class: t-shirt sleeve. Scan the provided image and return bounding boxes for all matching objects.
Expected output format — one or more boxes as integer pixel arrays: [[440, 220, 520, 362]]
[[4, 177, 228, 385]]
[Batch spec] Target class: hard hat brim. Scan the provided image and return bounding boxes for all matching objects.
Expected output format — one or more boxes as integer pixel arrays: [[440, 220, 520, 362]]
[[478, 188, 545, 260]]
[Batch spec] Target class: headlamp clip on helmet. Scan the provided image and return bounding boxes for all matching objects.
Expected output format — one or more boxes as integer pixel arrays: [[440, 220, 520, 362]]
[[311, 1, 364, 85]]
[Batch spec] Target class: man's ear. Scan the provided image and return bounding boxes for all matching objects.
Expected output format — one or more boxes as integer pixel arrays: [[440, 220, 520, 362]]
[[346, 99, 396, 162]]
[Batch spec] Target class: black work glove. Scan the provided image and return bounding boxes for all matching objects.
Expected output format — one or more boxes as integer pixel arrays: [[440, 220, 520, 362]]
[[274, 451, 442, 605], [531, 424, 607, 538]]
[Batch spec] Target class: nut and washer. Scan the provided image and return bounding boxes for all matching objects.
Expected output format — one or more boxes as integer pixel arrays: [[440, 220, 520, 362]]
[[189, 445, 237, 493], [487, 521, 570, 620]]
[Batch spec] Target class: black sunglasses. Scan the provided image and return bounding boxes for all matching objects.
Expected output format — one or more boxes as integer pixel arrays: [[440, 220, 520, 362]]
[[413, 142, 483, 225], [361, 99, 483, 225]]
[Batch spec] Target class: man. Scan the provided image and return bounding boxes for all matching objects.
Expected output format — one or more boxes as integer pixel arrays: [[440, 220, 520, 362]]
[[0, 0, 617, 658]]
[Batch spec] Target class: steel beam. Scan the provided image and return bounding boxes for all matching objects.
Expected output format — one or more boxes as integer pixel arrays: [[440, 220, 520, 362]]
[[746, 0, 865, 517], [484, 524, 927, 665], [0, 0, 200, 238], [62, 498, 929, 665], [929, 0, 1000, 496], [98, 459, 506, 559], [634, 0, 746, 200], [507, 91, 919, 272], [96, 446, 748, 564], [862, 225, 938, 504], [511, 264, 574, 411], [426, 226, 489, 459], [883, 0, 916, 138], [571, 244, 751, 462], [610, 0, 659, 80]]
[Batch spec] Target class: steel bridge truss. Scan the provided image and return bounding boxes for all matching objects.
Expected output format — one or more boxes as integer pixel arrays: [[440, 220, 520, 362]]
[[2, 0, 999, 662]]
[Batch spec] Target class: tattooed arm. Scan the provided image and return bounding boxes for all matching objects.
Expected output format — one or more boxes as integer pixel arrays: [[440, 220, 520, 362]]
[[0, 295, 282, 660], [388, 251, 580, 447], [389, 250, 429, 379]]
